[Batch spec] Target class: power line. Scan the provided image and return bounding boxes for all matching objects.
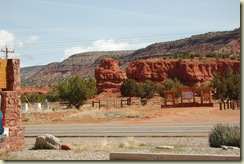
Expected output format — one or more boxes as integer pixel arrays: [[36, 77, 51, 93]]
[[12, 31, 202, 50]]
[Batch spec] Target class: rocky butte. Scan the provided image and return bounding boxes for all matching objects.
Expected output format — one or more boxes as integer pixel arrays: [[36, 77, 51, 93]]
[[126, 58, 240, 86], [95, 58, 126, 93]]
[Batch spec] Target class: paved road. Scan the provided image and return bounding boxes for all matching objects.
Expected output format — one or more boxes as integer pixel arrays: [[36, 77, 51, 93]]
[[24, 122, 239, 137]]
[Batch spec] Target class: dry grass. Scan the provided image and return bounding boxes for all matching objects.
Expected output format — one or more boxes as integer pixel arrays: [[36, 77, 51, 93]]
[[60, 108, 144, 123], [119, 137, 141, 149], [72, 138, 111, 152]]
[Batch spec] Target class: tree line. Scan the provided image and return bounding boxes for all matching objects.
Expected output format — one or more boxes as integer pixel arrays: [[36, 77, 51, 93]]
[[21, 67, 240, 109]]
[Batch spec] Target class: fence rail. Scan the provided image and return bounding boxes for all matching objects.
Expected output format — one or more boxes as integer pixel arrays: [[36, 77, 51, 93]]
[[91, 97, 164, 109]]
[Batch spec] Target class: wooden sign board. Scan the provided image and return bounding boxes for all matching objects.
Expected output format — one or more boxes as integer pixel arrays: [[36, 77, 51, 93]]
[[183, 91, 193, 99], [203, 92, 210, 100], [0, 59, 7, 89]]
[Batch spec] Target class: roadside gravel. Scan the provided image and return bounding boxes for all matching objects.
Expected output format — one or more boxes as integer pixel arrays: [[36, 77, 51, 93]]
[[2, 137, 240, 160]]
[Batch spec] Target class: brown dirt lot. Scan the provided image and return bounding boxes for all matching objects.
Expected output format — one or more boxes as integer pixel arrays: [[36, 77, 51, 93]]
[[21, 102, 240, 125]]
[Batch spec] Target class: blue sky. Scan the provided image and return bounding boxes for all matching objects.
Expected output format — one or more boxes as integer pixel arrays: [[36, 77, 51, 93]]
[[0, 0, 240, 67]]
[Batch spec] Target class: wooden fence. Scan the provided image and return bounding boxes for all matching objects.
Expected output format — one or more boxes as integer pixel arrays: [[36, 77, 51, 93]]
[[219, 100, 240, 110], [91, 97, 163, 109]]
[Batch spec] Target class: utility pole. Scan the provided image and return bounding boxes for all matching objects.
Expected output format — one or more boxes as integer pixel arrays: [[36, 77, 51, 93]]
[[1, 46, 14, 59]]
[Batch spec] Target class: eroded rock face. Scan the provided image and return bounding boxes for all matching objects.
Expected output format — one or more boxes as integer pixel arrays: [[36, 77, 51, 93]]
[[95, 58, 126, 93], [126, 59, 240, 86]]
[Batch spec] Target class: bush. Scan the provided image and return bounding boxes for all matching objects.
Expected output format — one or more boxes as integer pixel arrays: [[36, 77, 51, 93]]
[[136, 80, 156, 99], [21, 93, 46, 103], [206, 53, 216, 58], [49, 76, 97, 108], [210, 67, 240, 101], [120, 79, 138, 97], [209, 123, 240, 148], [156, 78, 183, 98], [120, 79, 156, 99]]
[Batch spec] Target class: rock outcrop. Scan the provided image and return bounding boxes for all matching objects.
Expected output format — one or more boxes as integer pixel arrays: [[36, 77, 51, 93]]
[[95, 58, 126, 93], [20, 28, 239, 86], [126, 59, 240, 86]]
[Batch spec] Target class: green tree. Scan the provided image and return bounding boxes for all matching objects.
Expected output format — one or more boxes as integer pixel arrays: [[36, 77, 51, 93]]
[[210, 67, 240, 101], [21, 93, 46, 103], [120, 79, 138, 97], [136, 80, 156, 99], [120, 79, 156, 99], [157, 78, 183, 98], [49, 76, 97, 108], [164, 78, 183, 91]]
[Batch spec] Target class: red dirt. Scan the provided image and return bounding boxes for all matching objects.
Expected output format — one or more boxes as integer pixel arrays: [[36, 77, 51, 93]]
[[21, 104, 240, 125]]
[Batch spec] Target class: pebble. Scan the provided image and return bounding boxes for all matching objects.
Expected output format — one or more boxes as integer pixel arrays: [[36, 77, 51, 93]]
[[4, 137, 240, 160]]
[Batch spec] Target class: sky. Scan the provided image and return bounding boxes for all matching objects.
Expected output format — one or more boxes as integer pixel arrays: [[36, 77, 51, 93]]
[[0, 0, 240, 68]]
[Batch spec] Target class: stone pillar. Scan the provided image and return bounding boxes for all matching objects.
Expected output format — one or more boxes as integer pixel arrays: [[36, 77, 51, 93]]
[[6, 59, 21, 91], [0, 59, 24, 151], [0, 91, 25, 151]]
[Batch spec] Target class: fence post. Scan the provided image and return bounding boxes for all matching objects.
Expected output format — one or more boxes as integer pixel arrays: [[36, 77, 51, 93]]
[[236, 100, 240, 108], [223, 101, 226, 110], [92, 101, 94, 107], [232, 101, 235, 110], [127, 97, 131, 106], [226, 100, 229, 109], [99, 100, 101, 109], [219, 102, 222, 110], [121, 99, 123, 108]]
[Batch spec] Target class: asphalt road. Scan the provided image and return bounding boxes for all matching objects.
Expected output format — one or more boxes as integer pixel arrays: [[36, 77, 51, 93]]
[[24, 122, 239, 137]]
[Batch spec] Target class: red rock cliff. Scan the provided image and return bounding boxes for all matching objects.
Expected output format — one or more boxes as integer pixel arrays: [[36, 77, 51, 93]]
[[95, 58, 126, 93], [126, 59, 240, 86]]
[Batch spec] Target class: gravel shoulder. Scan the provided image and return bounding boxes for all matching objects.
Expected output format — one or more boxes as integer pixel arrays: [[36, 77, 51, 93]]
[[2, 137, 240, 160]]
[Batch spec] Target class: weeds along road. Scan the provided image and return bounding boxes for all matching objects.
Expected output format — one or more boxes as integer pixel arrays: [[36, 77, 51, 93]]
[[24, 122, 239, 137]]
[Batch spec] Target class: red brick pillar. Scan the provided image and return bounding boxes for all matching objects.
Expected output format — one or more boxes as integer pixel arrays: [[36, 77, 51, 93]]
[[0, 91, 25, 151]]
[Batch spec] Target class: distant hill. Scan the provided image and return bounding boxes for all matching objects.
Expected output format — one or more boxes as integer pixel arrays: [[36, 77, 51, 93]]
[[21, 28, 240, 86], [21, 50, 134, 86], [124, 28, 240, 61]]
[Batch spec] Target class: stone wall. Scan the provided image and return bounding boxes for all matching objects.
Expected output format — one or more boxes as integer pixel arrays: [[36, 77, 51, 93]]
[[0, 59, 25, 151]]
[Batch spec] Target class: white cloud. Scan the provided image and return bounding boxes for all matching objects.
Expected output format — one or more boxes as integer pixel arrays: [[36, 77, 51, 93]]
[[0, 29, 40, 66], [63, 39, 149, 59], [0, 29, 18, 47], [24, 35, 40, 45]]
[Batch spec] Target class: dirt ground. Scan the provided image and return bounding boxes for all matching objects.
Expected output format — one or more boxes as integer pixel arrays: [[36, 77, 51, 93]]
[[21, 98, 240, 125]]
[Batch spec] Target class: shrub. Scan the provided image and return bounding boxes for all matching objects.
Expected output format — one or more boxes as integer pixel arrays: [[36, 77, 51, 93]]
[[49, 76, 97, 109], [208, 123, 240, 148], [189, 54, 195, 59], [21, 93, 46, 103], [120, 79, 138, 97], [120, 79, 156, 99], [230, 56, 236, 60], [206, 53, 216, 58], [136, 80, 156, 99], [210, 67, 240, 101], [156, 78, 183, 98]]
